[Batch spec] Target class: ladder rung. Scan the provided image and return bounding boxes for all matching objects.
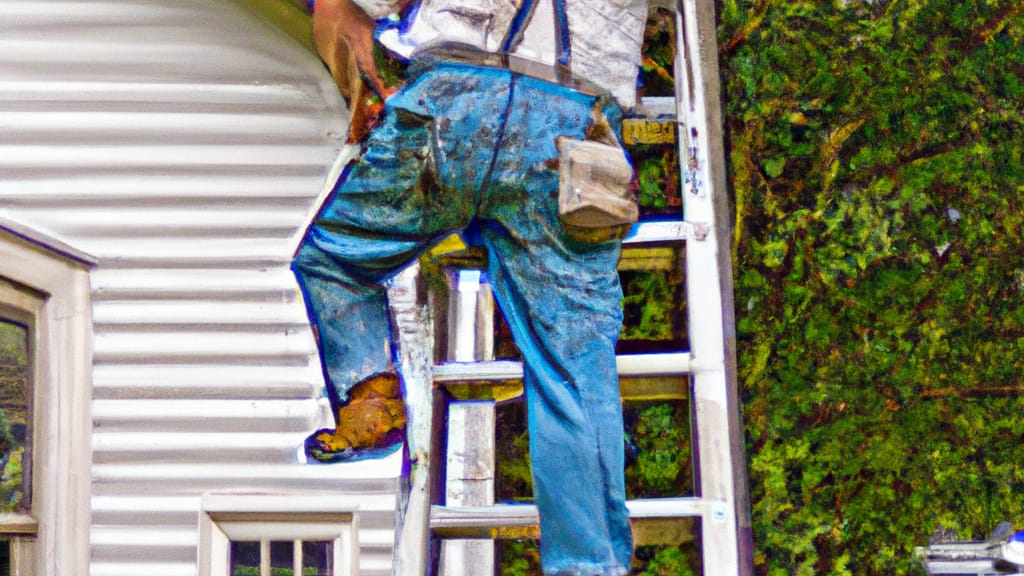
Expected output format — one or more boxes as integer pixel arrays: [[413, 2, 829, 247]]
[[921, 560, 999, 575], [627, 497, 708, 519], [624, 220, 708, 244], [433, 360, 524, 383], [637, 96, 677, 118], [431, 504, 539, 540], [430, 498, 706, 543], [617, 352, 691, 376], [436, 376, 689, 402], [433, 353, 691, 383]]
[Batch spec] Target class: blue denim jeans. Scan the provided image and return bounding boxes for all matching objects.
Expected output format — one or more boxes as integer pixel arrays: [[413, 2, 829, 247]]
[[293, 63, 632, 575]]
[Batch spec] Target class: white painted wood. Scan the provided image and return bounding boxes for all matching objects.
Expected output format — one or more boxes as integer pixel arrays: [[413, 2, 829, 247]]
[[92, 493, 397, 523], [92, 301, 308, 328], [0, 224, 95, 575], [0, 144, 329, 171], [93, 399, 320, 424], [0, 215, 97, 266], [92, 526, 198, 550], [91, 364, 321, 401], [10, 537, 36, 576], [214, 521, 356, 541], [16, 207, 308, 237], [339, 519, 359, 576], [92, 460, 401, 485], [92, 432, 313, 464], [92, 331, 319, 363], [91, 562, 204, 576], [200, 493, 360, 576], [0, 174, 326, 201], [0, 109, 328, 137], [67, 237, 303, 265], [94, 516, 391, 567], [89, 269, 301, 300], [0, 0, 406, 574]]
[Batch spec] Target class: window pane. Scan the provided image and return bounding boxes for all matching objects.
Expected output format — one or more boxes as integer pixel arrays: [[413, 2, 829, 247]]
[[302, 541, 333, 576], [0, 540, 8, 576], [0, 320, 29, 513], [267, 541, 294, 571], [230, 540, 334, 576], [229, 541, 260, 575]]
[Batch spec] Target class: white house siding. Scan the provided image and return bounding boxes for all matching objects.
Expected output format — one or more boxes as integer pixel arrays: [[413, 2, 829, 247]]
[[0, 1, 401, 574]]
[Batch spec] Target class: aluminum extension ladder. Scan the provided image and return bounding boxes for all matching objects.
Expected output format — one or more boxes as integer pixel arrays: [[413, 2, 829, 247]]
[[387, 0, 753, 573]]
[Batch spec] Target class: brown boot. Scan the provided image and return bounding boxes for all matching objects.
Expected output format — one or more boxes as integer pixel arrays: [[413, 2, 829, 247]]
[[305, 373, 407, 463]]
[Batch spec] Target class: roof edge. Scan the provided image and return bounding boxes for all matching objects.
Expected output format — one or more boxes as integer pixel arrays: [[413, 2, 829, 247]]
[[0, 214, 98, 268]]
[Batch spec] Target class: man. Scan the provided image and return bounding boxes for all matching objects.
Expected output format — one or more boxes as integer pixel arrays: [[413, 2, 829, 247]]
[[293, 0, 647, 573]]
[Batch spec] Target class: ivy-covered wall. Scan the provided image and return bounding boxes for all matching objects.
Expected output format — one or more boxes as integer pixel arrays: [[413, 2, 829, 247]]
[[719, 1, 1023, 573]]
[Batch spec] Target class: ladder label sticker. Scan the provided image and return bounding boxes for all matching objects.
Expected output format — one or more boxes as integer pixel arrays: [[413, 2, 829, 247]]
[[626, 221, 709, 242], [712, 502, 728, 524], [623, 119, 677, 145]]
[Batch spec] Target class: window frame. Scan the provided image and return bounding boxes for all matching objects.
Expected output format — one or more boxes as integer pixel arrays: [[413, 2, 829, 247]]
[[0, 304, 35, 517], [0, 218, 94, 575], [199, 493, 360, 576]]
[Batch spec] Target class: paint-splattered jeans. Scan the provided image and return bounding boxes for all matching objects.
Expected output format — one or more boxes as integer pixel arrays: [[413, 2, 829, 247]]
[[293, 62, 632, 575]]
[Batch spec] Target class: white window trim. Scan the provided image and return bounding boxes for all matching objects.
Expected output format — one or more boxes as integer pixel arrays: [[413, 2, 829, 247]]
[[0, 217, 95, 575], [199, 493, 360, 576]]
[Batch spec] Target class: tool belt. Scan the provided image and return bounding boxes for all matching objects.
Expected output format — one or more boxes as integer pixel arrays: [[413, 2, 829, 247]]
[[557, 136, 638, 243]]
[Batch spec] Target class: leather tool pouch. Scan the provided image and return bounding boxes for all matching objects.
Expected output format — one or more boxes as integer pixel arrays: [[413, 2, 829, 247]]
[[557, 137, 638, 242]]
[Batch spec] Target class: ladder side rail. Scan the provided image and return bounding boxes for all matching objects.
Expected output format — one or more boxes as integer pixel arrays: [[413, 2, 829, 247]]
[[675, 0, 754, 574], [410, 0, 761, 571], [388, 263, 435, 576], [440, 273, 497, 576]]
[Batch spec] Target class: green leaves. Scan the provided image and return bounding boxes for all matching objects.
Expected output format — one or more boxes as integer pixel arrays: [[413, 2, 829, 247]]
[[763, 157, 787, 179], [627, 403, 690, 497], [723, 0, 1024, 573]]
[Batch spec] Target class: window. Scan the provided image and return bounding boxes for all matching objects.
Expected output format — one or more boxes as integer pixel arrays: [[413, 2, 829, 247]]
[[0, 313, 35, 574], [227, 540, 335, 576], [200, 494, 360, 576], [0, 219, 94, 575], [0, 318, 31, 513]]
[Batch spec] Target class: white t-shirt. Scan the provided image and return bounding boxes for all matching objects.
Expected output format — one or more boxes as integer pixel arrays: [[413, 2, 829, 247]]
[[367, 0, 647, 108]]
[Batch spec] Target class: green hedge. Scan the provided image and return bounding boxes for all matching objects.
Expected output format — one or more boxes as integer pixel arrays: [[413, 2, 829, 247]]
[[719, 1, 1024, 573]]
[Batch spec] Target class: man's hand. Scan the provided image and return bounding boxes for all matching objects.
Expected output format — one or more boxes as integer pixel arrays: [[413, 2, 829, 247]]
[[312, 0, 387, 99], [313, 0, 411, 142]]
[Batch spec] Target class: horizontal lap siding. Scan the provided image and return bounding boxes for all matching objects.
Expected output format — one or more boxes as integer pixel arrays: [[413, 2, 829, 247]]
[[0, 1, 399, 574]]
